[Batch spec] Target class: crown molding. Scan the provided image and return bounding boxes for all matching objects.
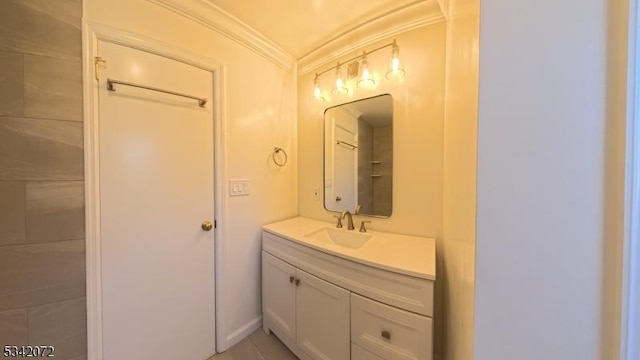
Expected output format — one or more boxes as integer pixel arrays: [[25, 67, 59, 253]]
[[146, 0, 295, 71], [297, 0, 444, 75], [436, 0, 450, 20]]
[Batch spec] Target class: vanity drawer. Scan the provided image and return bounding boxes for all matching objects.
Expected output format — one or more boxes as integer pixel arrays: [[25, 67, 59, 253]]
[[352, 343, 385, 360], [351, 293, 432, 360]]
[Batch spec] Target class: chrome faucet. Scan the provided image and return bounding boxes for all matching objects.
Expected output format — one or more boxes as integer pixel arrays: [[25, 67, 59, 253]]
[[340, 211, 355, 230]]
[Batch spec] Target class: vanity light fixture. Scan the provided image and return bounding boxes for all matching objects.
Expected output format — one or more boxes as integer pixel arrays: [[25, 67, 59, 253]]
[[332, 63, 349, 95], [386, 39, 406, 80], [311, 39, 405, 98], [312, 74, 324, 101], [357, 52, 375, 89]]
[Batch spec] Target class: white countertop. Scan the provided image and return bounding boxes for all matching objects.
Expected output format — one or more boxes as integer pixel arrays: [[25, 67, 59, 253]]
[[262, 217, 436, 280]]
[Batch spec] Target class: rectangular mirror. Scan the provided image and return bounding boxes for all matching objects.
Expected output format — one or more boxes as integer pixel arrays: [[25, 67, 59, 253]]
[[324, 94, 393, 217]]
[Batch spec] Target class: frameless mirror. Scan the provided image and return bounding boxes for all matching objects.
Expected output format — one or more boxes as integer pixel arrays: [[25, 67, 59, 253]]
[[324, 94, 393, 217]]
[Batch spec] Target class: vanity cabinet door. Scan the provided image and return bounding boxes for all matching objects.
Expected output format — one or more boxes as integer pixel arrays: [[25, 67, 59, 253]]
[[296, 269, 350, 360], [262, 252, 297, 345]]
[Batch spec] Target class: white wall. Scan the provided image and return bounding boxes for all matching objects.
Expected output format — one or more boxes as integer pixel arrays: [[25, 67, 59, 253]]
[[440, 0, 479, 358], [84, 0, 298, 351], [297, 24, 446, 238], [474, 0, 614, 359]]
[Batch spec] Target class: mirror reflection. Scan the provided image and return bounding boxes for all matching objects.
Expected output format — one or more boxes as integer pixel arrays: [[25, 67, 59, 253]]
[[324, 94, 393, 217]]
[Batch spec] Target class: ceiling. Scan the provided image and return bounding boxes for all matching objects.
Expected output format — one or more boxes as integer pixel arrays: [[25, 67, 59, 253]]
[[208, 0, 426, 58]]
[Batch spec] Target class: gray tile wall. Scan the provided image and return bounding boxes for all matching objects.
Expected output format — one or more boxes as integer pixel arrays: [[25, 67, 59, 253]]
[[373, 126, 392, 216], [0, 1, 86, 359], [357, 118, 373, 214]]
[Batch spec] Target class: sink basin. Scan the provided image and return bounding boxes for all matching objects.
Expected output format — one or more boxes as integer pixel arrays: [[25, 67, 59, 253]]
[[305, 227, 372, 249]]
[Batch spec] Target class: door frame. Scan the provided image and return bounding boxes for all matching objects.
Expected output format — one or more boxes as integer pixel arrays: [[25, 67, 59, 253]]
[[622, 1, 640, 359], [82, 21, 228, 360]]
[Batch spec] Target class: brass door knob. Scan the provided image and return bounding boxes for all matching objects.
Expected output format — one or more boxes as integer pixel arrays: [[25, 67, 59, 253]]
[[202, 220, 213, 231]]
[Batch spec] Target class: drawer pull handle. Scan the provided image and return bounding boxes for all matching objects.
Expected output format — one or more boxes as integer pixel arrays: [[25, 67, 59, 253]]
[[381, 330, 391, 340], [289, 276, 294, 284]]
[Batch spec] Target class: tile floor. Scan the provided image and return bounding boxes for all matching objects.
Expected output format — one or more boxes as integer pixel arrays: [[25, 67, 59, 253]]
[[208, 329, 298, 360]]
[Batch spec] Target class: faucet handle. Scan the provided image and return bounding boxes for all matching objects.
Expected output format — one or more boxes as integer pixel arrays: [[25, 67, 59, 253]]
[[333, 215, 343, 228], [359, 220, 371, 233]]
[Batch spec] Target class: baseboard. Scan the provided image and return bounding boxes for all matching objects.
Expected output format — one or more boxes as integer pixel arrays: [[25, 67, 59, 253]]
[[219, 316, 263, 352]]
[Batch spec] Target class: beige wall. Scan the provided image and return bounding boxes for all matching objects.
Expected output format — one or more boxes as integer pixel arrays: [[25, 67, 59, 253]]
[[298, 24, 446, 238], [0, 0, 87, 357], [440, 0, 479, 358], [85, 0, 298, 350]]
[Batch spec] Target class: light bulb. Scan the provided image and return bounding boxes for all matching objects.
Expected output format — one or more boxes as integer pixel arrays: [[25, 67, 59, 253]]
[[332, 63, 348, 95], [386, 40, 406, 80], [313, 74, 322, 99], [392, 57, 400, 71], [311, 74, 325, 102], [357, 52, 375, 89], [362, 67, 371, 80]]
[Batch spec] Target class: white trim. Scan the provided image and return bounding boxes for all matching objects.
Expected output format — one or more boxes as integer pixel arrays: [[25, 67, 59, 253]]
[[628, 104, 640, 360], [143, 0, 442, 76], [435, 0, 449, 20], [82, 21, 228, 359], [83, 21, 225, 72], [623, 1, 640, 359], [626, 91, 640, 360], [82, 23, 102, 360], [212, 60, 233, 353], [297, 0, 444, 75], [146, 0, 294, 71], [224, 316, 263, 349]]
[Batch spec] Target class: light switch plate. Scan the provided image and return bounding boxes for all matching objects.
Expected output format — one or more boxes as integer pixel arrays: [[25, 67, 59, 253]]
[[229, 179, 250, 196]]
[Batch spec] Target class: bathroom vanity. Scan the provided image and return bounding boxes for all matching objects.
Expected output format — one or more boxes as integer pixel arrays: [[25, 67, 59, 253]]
[[261, 217, 436, 360]]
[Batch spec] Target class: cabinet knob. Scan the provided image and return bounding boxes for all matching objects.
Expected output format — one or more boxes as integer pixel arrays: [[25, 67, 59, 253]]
[[289, 276, 294, 284], [381, 330, 391, 340], [295, 278, 300, 286]]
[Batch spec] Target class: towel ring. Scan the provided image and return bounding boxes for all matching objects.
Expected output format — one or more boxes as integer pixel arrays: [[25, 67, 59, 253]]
[[272, 147, 288, 167]]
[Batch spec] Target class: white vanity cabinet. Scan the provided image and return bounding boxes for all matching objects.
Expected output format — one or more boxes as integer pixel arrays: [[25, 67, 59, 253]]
[[261, 220, 435, 360], [262, 251, 350, 360]]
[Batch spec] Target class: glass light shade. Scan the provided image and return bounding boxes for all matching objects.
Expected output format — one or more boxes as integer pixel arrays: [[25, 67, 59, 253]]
[[357, 54, 376, 88], [332, 64, 348, 95], [385, 43, 406, 80], [311, 74, 325, 102]]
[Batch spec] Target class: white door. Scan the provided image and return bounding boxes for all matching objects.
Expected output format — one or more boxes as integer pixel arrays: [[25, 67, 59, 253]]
[[97, 41, 215, 360], [262, 252, 297, 345], [331, 118, 358, 212], [296, 270, 350, 360]]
